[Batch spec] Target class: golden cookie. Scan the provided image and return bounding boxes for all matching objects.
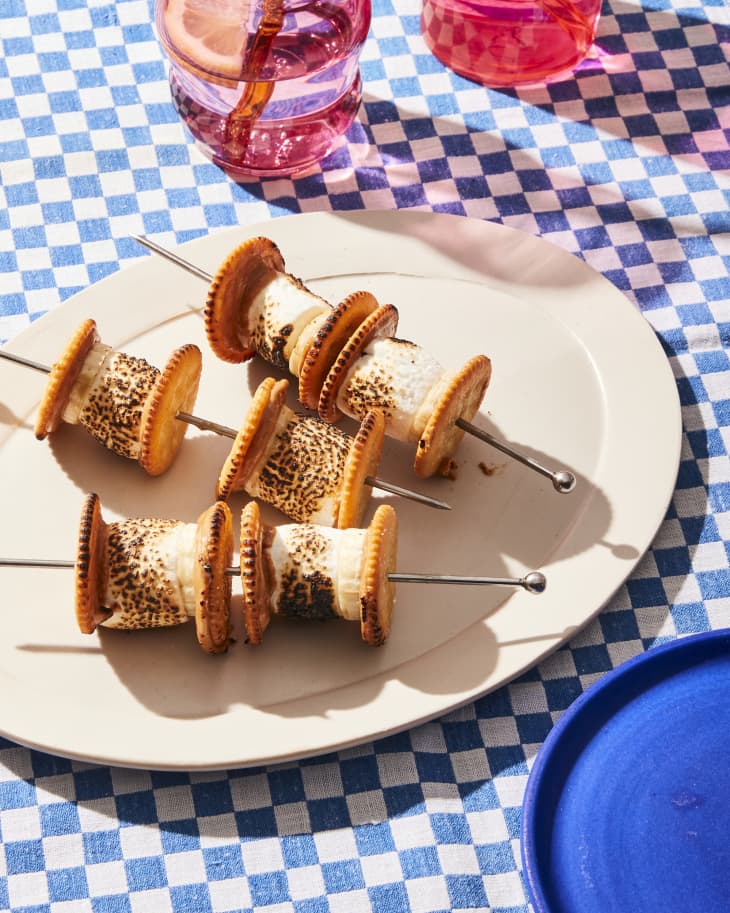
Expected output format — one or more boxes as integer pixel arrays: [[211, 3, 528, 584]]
[[138, 343, 202, 476], [298, 290, 381, 411], [359, 504, 398, 646], [336, 410, 385, 530], [216, 376, 289, 500], [414, 354, 492, 478], [35, 318, 99, 439], [74, 492, 112, 634], [239, 500, 272, 645], [317, 303, 399, 423], [205, 236, 285, 363], [193, 500, 234, 655]]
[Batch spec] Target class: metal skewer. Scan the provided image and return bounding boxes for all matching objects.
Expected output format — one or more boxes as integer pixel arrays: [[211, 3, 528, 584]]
[[132, 233, 215, 281], [221, 565, 547, 593], [131, 233, 212, 280], [389, 571, 546, 593], [456, 419, 576, 493], [0, 559, 544, 594], [0, 349, 52, 374], [0, 351, 450, 512], [177, 411, 450, 511], [131, 234, 577, 494], [0, 558, 75, 569]]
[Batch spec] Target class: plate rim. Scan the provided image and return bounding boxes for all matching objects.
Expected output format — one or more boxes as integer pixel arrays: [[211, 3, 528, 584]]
[[0, 210, 682, 769], [520, 629, 730, 913]]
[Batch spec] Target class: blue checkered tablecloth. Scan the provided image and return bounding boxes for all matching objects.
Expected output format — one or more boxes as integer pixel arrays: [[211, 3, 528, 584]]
[[0, 0, 729, 911]]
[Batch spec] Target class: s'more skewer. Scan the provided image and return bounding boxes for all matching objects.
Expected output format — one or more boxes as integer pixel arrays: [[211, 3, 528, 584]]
[[4, 318, 202, 476], [131, 234, 576, 491], [2, 498, 545, 651]]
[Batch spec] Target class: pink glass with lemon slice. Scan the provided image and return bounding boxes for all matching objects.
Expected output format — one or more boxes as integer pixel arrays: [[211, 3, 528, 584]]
[[155, 0, 371, 177]]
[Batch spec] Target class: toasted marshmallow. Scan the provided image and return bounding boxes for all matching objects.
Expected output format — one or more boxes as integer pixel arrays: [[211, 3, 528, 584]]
[[268, 524, 365, 622], [102, 518, 197, 629], [335, 527, 367, 621], [245, 410, 350, 525], [249, 275, 330, 370], [77, 351, 160, 459], [335, 337, 447, 442], [242, 405, 292, 497], [62, 342, 113, 424], [288, 310, 330, 377]]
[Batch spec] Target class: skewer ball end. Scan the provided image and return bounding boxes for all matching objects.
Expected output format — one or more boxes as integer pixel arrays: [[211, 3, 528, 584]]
[[552, 470, 576, 494], [521, 571, 547, 594]]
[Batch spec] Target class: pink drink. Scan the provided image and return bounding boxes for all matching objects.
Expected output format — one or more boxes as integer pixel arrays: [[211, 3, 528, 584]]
[[155, 0, 371, 177], [421, 0, 601, 86]]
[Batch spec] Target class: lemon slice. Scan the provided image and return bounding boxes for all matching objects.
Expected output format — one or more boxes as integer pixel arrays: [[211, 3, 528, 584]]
[[161, 0, 251, 83]]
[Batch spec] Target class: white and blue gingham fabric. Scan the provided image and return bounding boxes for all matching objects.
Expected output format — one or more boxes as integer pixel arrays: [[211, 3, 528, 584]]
[[1, 0, 729, 910]]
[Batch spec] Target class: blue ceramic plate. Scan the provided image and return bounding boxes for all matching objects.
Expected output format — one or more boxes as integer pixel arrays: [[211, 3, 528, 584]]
[[522, 631, 730, 913]]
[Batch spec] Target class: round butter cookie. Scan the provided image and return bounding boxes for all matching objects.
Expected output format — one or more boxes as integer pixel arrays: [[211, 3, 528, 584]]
[[317, 303, 399, 424], [139, 343, 202, 476], [298, 290, 382, 411], [414, 354, 492, 478], [239, 500, 273, 645], [193, 500, 234, 655], [359, 504, 398, 646], [74, 492, 112, 634], [216, 376, 289, 500], [205, 236, 285, 363], [35, 318, 99, 439], [336, 409, 385, 530]]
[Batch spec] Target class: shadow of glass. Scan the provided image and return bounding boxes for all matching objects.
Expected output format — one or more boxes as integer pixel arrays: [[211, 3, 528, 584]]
[[225, 0, 727, 253]]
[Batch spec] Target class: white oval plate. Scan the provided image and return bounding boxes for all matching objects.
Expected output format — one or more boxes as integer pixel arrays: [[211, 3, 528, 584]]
[[0, 211, 680, 770]]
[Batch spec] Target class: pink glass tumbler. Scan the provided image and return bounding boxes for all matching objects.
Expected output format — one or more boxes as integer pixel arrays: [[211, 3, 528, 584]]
[[154, 0, 371, 177], [421, 0, 602, 87]]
